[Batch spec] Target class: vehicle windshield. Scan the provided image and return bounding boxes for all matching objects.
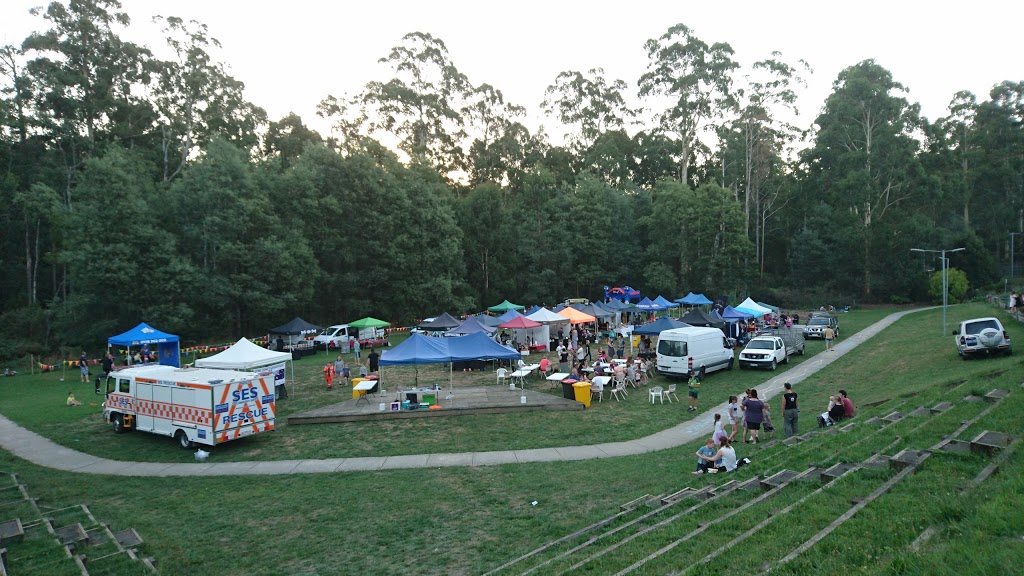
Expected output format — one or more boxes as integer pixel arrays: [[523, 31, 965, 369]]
[[964, 319, 1000, 334], [319, 327, 340, 337], [658, 340, 687, 356], [808, 318, 831, 326], [746, 340, 774, 350]]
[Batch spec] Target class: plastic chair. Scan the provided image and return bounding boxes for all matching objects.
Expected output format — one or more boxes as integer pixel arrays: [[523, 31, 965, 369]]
[[613, 374, 628, 397], [665, 383, 679, 403], [649, 386, 665, 404], [496, 368, 508, 386], [625, 367, 638, 388], [591, 383, 604, 403], [611, 380, 628, 402]]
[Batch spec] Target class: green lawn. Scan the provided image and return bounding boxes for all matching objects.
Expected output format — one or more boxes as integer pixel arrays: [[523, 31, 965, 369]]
[[0, 303, 1019, 576], [0, 308, 893, 462]]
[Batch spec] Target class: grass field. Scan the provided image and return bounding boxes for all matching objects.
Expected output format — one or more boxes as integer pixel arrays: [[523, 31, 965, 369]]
[[0, 303, 1019, 575], [0, 309, 893, 462]]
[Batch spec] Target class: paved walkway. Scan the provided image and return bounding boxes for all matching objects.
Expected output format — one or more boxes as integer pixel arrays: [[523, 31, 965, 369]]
[[0, 309, 925, 476]]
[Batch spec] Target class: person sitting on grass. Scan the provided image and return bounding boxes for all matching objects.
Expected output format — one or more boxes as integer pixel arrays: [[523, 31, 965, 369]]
[[66, 391, 82, 406], [697, 437, 750, 474], [693, 437, 719, 475]]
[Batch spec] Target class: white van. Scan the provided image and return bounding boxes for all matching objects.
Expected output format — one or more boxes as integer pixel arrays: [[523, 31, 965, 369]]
[[656, 327, 734, 377]]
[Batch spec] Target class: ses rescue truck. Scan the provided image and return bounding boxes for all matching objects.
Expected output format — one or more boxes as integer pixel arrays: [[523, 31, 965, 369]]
[[103, 365, 276, 449]]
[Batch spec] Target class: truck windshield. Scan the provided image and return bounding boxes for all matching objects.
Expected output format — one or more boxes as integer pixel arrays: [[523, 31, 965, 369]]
[[746, 340, 774, 350], [657, 340, 687, 356], [319, 328, 339, 337], [808, 318, 831, 326]]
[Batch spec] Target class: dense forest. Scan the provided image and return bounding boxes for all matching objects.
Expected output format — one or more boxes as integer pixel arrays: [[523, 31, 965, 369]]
[[1, 1, 1022, 358]]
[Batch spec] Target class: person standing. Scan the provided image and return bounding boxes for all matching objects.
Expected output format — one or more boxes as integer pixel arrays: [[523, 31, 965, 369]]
[[823, 325, 835, 352], [323, 361, 335, 389], [726, 395, 741, 441], [78, 351, 89, 383], [607, 335, 615, 359], [334, 355, 346, 384], [742, 389, 765, 444], [616, 335, 625, 359], [368, 348, 380, 373], [686, 370, 701, 411], [351, 337, 361, 361], [781, 382, 800, 438], [98, 352, 114, 393]]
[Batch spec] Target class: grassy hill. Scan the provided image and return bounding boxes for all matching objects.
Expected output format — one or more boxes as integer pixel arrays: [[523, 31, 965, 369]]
[[0, 303, 1018, 575]]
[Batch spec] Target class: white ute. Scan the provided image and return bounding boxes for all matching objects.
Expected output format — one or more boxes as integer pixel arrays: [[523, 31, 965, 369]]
[[739, 336, 793, 370]]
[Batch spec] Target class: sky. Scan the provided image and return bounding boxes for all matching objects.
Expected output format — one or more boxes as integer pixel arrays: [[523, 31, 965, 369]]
[[4, 0, 1022, 145]]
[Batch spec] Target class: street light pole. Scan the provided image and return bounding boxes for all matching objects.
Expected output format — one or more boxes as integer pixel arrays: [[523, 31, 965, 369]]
[[911, 247, 965, 335]]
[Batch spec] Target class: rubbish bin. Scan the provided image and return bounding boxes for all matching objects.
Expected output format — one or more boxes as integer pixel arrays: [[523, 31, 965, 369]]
[[573, 382, 592, 408], [561, 380, 576, 400]]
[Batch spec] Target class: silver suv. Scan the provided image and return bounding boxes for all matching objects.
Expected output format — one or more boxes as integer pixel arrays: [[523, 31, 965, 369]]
[[954, 317, 1011, 359], [803, 314, 838, 339]]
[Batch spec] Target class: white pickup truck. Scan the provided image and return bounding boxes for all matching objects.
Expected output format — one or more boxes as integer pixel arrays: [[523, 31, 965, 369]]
[[738, 334, 800, 370]]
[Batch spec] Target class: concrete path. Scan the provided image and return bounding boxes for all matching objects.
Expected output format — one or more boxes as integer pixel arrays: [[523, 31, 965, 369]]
[[0, 309, 925, 476]]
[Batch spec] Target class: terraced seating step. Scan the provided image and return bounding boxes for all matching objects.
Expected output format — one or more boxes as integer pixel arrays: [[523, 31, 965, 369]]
[[882, 411, 905, 423], [113, 528, 143, 548], [760, 469, 799, 490], [84, 527, 107, 547], [863, 453, 890, 470], [0, 520, 23, 546], [864, 416, 884, 426], [963, 395, 982, 403], [984, 389, 1010, 403], [661, 488, 696, 504], [782, 435, 804, 446], [930, 401, 954, 414], [839, 422, 858, 432], [940, 439, 972, 454], [970, 430, 1010, 455], [737, 477, 762, 492], [820, 462, 859, 484], [909, 406, 932, 417], [620, 494, 656, 511], [54, 523, 87, 546], [890, 449, 930, 471]]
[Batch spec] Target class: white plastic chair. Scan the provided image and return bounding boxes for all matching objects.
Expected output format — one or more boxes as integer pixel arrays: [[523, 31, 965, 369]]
[[611, 379, 628, 401], [613, 374, 628, 397], [665, 383, 679, 403], [496, 368, 508, 386], [591, 382, 604, 403], [625, 367, 638, 388], [649, 386, 665, 404]]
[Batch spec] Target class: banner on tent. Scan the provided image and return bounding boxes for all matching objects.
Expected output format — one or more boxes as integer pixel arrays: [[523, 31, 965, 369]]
[[259, 362, 287, 387]]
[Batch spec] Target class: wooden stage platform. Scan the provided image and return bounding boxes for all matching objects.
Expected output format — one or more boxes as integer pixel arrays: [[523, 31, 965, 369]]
[[288, 386, 584, 425]]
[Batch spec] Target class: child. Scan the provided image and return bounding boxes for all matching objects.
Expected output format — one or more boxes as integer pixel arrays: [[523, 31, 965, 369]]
[[66, 391, 82, 406], [358, 361, 368, 378], [726, 395, 740, 441], [693, 438, 718, 475], [687, 371, 701, 411], [762, 405, 776, 440], [323, 362, 335, 389]]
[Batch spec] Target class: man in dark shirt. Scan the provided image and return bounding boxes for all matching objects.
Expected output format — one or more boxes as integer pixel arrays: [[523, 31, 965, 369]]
[[368, 349, 381, 373], [781, 382, 799, 438], [99, 352, 115, 393]]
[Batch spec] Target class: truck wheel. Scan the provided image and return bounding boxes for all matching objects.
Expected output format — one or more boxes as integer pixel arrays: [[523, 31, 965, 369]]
[[112, 414, 125, 434], [769, 359, 777, 371], [175, 430, 192, 450]]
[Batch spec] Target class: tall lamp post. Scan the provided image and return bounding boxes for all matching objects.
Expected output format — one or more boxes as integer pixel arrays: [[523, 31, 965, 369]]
[[911, 247, 965, 335], [1010, 232, 1024, 281]]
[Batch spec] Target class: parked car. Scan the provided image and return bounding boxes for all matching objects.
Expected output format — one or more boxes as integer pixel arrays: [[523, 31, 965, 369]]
[[954, 317, 1011, 359], [741, 330, 802, 368], [803, 314, 838, 339]]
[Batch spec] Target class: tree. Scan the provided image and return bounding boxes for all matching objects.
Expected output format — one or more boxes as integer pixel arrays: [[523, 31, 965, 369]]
[[263, 113, 323, 169], [929, 267, 969, 304], [151, 15, 267, 182], [802, 60, 924, 296], [461, 83, 530, 187], [638, 23, 738, 186], [361, 32, 471, 176], [542, 68, 633, 150]]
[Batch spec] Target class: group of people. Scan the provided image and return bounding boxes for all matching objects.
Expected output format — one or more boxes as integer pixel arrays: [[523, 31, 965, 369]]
[[323, 348, 380, 389], [818, 389, 855, 427]]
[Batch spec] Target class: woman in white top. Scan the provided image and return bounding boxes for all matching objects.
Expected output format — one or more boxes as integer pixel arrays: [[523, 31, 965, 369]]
[[698, 437, 750, 473]]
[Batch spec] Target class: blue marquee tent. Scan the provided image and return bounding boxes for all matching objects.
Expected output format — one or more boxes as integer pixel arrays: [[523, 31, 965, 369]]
[[107, 322, 180, 367], [447, 316, 498, 336], [654, 295, 679, 308], [380, 332, 521, 394], [633, 297, 665, 311], [496, 309, 524, 323], [721, 306, 754, 320]]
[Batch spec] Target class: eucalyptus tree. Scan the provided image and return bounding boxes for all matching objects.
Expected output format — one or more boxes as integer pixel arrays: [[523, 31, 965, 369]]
[[461, 83, 531, 187], [802, 60, 924, 296], [21, 0, 152, 205], [541, 68, 634, 151], [361, 32, 472, 176], [151, 16, 267, 182], [638, 23, 738, 186], [719, 53, 811, 271]]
